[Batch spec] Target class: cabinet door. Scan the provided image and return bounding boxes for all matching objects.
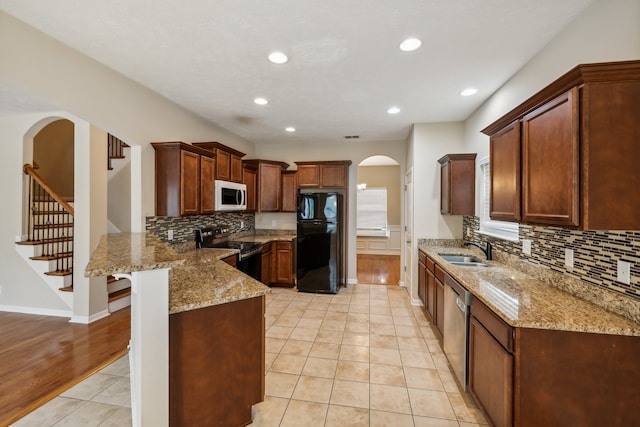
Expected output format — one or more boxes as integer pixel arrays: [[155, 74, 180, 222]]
[[230, 154, 243, 183], [435, 277, 445, 337], [200, 155, 215, 214], [522, 88, 579, 227], [222, 254, 237, 267], [426, 268, 436, 320], [469, 316, 513, 427], [261, 243, 272, 285], [275, 241, 293, 285], [180, 150, 200, 215], [258, 163, 282, 212], [490, 121, 521, 221], [297, 164, 320, 187], [243, 167, 257, 212], [215, 149, 231, 181], [281, 171, 297, 212], [321, 164, 346, 187], [418, 254, 427, 308], [440, 160, 451, 214]]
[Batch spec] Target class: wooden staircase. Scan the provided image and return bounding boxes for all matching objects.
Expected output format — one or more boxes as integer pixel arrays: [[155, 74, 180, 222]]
[[16, 136, 132, 314]]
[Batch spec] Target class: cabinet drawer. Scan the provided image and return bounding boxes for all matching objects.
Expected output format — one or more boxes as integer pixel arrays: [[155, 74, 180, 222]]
[[434, 264, 446, 282], [418, 250, 427, 265], [471, 296, 513, 353], [426, 257, 435, 273]]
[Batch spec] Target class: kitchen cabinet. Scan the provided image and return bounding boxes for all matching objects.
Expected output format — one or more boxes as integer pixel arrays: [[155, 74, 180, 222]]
[[425, 259, 436, 321], [193, 141, 246, 183], [169, 295, 265, 427], [469, 297, 514, 427], [294, 161, 352, 188], [468, 295, 640, 427], [243, 162, 258, 212], [418, 251, 427, 310], [490, 121, 521, 221], [482, 60, 640, 230], [261, 242, 273, 285], [437, 154, 476, 216], [151, 142, 215, 216], [274, 240, 294, 286], [243, 160, 289, 212], [281, 171, 297, 212], [221, 254, 237, 267], [433, 264, 446, 338]]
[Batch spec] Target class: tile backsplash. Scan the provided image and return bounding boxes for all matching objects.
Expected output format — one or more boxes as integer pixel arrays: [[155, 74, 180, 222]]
[[463, 216, 640, 301], [146, 212, 255, 244]]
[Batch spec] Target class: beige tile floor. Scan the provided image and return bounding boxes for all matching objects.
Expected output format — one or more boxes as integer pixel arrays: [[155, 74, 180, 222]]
[[11, 283, 487, 426], [11, 355, 132, 426], [252, 284, 487, 427]]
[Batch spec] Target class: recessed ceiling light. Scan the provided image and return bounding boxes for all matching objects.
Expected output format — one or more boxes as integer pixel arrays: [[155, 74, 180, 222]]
[[387, 106, 401, 114], [399, 38, 422, 52], [268, 51, 288, 64], [254, 97, 269, 105], [460, 88, 478, 97], [285, 127, 296, 132]]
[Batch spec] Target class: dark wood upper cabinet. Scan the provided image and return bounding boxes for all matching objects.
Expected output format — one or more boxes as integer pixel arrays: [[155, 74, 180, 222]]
[[281, 171, 297, 212], [522, 89, 579, 227], [294, 161, 352, 188], [483, 60, 640, 230], [242, 162, 258, 212], [437, 154, 476, 216], [152, 142, 215, 216], [193, 141, 246, 183], [242, 160, 289, 212], [490, 121, 521, 222]]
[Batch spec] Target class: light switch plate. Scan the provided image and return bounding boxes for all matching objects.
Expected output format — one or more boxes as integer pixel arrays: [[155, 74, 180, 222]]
[[617, 260, 631, 284], [522, 239, 532, 255], [564, 248, 574, 268]]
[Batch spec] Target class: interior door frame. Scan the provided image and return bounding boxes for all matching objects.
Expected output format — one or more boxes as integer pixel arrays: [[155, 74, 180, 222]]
[[403, 167, 413, 294]]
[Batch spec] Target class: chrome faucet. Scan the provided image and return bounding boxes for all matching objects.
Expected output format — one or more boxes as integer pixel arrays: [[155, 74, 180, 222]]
[[464, 241, 493, 261]]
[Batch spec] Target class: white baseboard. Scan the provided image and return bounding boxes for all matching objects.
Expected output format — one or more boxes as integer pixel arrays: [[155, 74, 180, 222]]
[[70, 309, 110, 324], [410, 297, 423, 306], [0, 304, 72, 318], [347, 278, 358, 285]]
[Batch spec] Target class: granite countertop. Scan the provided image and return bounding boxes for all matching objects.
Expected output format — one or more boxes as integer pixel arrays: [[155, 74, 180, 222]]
[[85, 233, 270, 314], [234, 233, 297, 244], [85, 232, 185, 277], [170, 248, 269, 314], [419, 245, 640, 337]]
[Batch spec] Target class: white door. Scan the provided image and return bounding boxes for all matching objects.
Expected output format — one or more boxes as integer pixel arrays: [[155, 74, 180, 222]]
[[404, 168, 413, 294]]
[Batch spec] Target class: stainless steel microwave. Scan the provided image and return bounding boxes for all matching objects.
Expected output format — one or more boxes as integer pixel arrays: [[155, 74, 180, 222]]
[[214, 180, 247, 211]]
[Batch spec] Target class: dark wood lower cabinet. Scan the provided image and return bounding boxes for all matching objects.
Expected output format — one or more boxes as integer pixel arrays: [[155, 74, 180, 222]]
[[169, 296, 265, 427], [469, 296, 640, 427]]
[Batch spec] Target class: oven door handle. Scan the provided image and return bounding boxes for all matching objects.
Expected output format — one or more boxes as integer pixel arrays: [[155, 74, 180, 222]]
[[238, 247, 262, 260]]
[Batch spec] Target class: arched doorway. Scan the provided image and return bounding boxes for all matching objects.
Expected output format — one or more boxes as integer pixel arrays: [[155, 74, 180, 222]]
[[356, 155, 402, 285], [33, 119, 75, 201]]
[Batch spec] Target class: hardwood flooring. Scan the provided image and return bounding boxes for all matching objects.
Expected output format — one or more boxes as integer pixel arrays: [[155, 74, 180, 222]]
[[356, 254, 401, 285], [0, 308, 130, 426]]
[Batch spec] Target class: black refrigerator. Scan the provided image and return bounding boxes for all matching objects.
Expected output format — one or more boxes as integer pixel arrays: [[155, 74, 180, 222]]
[[296, 192, 343, 294]]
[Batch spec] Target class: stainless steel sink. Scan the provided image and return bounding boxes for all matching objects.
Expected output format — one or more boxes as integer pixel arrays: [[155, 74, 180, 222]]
[[439, 254, 488, 267]]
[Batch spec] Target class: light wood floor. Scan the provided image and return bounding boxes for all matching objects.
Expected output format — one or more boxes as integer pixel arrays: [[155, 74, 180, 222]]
[[356, 254, 401, 285], [0, 308, 130, 426]]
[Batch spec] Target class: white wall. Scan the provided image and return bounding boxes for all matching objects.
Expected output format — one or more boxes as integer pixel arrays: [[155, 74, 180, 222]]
[[464, 0, 640, 211], [254, 140, 407, 285], [0, 11, 255, 230]]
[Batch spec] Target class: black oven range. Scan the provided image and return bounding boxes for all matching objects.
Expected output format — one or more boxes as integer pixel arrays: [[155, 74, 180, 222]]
[[195, 226, 262, 282]]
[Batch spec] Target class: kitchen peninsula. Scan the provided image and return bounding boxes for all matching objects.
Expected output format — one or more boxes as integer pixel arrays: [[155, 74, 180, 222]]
[[85, 232, 270, 427]]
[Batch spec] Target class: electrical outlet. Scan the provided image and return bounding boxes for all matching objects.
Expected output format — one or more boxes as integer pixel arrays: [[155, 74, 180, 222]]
[[240, 221, 245, 229], [466, 227, 471, 236], [564, 248, 574, 268], [617, 260, 631, 285], [522, 239, 532, 255], [168, 229, 174, 240], [271, 220, 277, 227]]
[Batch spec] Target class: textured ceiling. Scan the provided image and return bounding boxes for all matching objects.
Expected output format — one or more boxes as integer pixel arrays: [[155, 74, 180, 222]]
[[0, 0, 595, 144]]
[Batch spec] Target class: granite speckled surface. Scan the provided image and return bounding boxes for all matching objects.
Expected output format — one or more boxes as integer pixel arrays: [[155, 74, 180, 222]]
[[234, 233, 297, 243], [85, 233, 185, 277], [418, 244, 640, 337], [85, 233, 270, 314]]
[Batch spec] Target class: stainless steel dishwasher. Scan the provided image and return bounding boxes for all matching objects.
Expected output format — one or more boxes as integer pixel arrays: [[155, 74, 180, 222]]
[[443, 273, 471, 390]]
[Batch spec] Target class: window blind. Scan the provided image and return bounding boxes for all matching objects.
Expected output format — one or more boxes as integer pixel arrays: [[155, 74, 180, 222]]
[[357, 188, 388, 230]]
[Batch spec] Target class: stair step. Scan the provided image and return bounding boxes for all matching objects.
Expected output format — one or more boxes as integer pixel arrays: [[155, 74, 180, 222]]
[[108, 288, 131, 303], [28, 236, 73, 245], [45, 269, 72, 277], [109, 155, 126, 160], [30, 251, 73, 261], [59, 286, 73, 292], [32, 210, 71, 216]]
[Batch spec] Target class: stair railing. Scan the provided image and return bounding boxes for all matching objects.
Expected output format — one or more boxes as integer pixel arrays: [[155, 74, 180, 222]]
[[23, 164, 74, 279], [108, 134, 130, 170]]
